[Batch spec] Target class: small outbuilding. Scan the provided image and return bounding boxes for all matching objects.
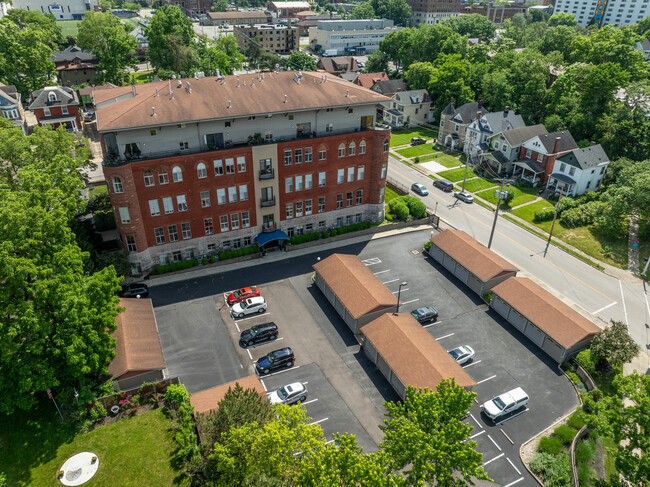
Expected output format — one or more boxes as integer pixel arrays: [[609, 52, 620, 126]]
[[490, 277, 601, 363], [428, 229, 518, 296], [108, 298, 166, 391], [360, 313, 476, 400], [313, 253, 398, 334], [190, 375, 267, 416]]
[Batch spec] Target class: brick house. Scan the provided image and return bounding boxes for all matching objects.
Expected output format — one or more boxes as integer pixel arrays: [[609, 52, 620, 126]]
[[515, 131, 578, 186], [95, 73, 391, 273], [29, 86, 81, 132]]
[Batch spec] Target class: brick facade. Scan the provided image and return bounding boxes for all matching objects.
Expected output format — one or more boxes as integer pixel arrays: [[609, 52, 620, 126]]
[[33, 105, 81, 132]]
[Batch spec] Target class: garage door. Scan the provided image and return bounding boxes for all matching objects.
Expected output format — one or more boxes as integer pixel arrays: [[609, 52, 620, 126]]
[[466, 274, 483, 295], [390, 373, 406, 400], [523, 322, 545, 347], [455, 264, 470, 284], [430, 246, 444, 262], [542, 337, 566, 363], [509, 308, 528, 333], [362, 338, 378, 363], [442, 254, 457, 273], [376, 353, 392, 378], [491, 295, 511, 319]]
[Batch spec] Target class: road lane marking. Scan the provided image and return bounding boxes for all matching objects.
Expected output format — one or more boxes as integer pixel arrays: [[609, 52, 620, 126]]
[[389, 168, 618, 304], [470, 430, 485, 439], [593, 301, 617, 314], [483, 453, 504, 466], [246, 349, 252, 360], [373, 269, 391, 275], [302, 398, 318, 405], [462, 360, 482, 368], [401, 299, 420, 305], [507, 457, 522, 475], [476, 375, 497, 385], [488, 434, 502, 451], [235, 323, 240, 332], [435, 332, 455, 340], [504, 478, 524, 487], [619, 280, 629, 327], [257, 366, 301, 378], [382, 278, 400, 285], [423, 320, 442, 328], [469, 413, 483, 429], [310, 418, 328, 425]]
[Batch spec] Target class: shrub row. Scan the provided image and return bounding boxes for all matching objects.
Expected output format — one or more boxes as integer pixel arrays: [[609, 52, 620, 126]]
[[388, 195, 427, 221], [151, 258, 199, 275], [218, 244, 259, 261], [289, 222, 372, 245]]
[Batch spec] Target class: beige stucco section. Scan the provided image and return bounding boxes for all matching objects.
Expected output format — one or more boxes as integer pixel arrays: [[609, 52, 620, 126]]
[[252, 143, 280, 229]]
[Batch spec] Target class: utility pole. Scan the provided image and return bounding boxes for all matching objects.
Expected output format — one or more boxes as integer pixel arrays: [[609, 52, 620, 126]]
[[544, 187, 564, 257], [461, 157, 469, 193], [487, 178, 511, 249]]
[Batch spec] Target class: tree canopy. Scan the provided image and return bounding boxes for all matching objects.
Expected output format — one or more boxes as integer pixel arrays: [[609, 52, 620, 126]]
[[146, 5, 198, 73], [589, 320, 640, 369], [349, 2, 375, 20], [441, 13, 496, 39], [369, 0, 411, 26], [286, 51, 317, 71]]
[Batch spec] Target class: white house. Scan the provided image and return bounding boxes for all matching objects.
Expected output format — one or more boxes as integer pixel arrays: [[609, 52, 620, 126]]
[[131, 26, 149, 48], [382, 89, 434, 127], [636, 39, 650, 63], [463, 107, 525, 158], [548, 144, 609, 197]]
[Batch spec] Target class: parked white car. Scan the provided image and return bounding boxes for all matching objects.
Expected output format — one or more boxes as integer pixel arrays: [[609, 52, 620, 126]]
[[267, 382, 308, 405], [447, 345, 475, 365], [231, 296, 267, 319], [482, 387, 529, 421]]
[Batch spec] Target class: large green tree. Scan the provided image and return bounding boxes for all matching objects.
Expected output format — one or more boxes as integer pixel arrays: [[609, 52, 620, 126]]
[[197, 34, 245, 75], [349, 1, 375, 19], [404, 61, 435, 90], [5, 9, 63, 44], [369, 0, 411, 26], [77, 11, 138, 84], [427, 54, 474, 120], [0, 120, 122, 413], [548, 12, 577, 27], [380, 380, 489, 486], [590, 320, 640, 369], [146, 4, 199, 73], [441, 13, 496, 39], [286, 51, 317, 71]]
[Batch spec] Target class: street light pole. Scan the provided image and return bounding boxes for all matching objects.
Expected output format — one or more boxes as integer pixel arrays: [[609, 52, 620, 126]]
[[396, 281, 407, 313], [487, 178, 511, 249], [544, 187, 564, 257]]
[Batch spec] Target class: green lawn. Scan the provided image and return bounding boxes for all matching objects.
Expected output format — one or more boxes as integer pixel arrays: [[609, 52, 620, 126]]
[[56, 20, 79, 38], [395, 144, 438, 158], [429, 153, 463, 168], [0, 405, 184, 487], [390, 127, 439, 147], [462, 177, 497, 193], [89, 184, 108, 199], [437, 166, 476, 183], [384, 186, 400, 204], [133, 70, 155, 84], [477, 184, 539, 208], [121, 17, 140, 30]]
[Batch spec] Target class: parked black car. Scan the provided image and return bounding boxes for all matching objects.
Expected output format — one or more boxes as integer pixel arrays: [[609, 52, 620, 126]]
[[118, 283, 149, 298], [433, 179, 454, 192], [410, 306, 439, 324], [411, 137, 426, 145], [255, 347, 295, 375], [240, 322, 278, 347]]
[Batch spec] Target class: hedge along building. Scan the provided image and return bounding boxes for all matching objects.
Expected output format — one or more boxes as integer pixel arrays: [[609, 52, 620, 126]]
[[490, 277, 602, 363], [313, 253, 398, 334], [427, 229, 518, 296]]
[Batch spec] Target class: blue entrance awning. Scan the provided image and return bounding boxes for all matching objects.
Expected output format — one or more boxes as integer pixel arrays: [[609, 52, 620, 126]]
[[255, 229, 290, 248]]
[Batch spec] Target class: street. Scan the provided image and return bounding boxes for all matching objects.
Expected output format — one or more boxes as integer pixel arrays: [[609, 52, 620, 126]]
[[388, 156, 650, 364]]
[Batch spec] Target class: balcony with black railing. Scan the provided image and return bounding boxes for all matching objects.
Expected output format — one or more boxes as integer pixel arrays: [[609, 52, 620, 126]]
[[260, 197, 276, 207], [259, 168, 274, 180]]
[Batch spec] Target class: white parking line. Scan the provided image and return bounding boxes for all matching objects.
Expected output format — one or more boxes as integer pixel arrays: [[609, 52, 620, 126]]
[[246, 349, 252, 360], [483, 453, 504, 466], [619, 280, 629, 327], [494, 408, 529, 426], [504, 477, 524, 487], [362, 258, 382, 266], [310, 417, 328, 425], [257, 365, 301, 378], [462, 360, 482, 369], [476, 374, 497, 385], [487, 434, 502, 451], [469, 413, 483, 429], [373, 269, 391, 275], [302, 398, 318, 405], [259, 379, 267, 392], [592, 301, 617, 314], [422, 320, 441, 329], [391, 288, 409, 294], [435, 332, 455, 340], [507, 457, 522, 475], [233, 312, 271, 322], [470, 430, 485, 439], [235, 323, 241, 332], [382, 279, 400, 285], [401, 298, 420, 305]]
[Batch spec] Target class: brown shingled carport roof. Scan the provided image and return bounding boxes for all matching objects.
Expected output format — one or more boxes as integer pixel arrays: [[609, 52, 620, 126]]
[[491, 277, 601, 349], [313, 253, 397, 319], [108, 298, 165, 379], [430, 229, 518, 281], [190, 375, 267, 416], [361, 313, 476, 390]]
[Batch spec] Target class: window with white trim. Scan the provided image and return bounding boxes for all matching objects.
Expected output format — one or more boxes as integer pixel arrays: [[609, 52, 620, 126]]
[[197, 162, 207, 179], [119, 207, 130, 224], [346, 192, 353, 207], [381, 164, 387, 178], [337, 193, 343, 209], [231, 213, 240, 229], [285, 177, 293, 193], [172, 166, 183, 182], [359, 140, 366, 154], [154, 227, 165, 244], [318, 197, 325, 213], [356, 189, 363, 205], [177, 194, 187, 212], [181, 222, 192, 239], [113, 177, 124, 193], [149, 199, 161, 216], [348, 142, 356, 156], [383, 140, 389, 152], [214, 160, 224, 176], [220, 215, 229, 232], [159, 168, 169, 184], [338, 143, 345, 157], [228, 186, 237, 203], [296, 201, 303, 217], [305, 147, 312, 162], [296, 175, 303, 191], [319, 148, 326, 160], [305, 199, 312, 215], [143, 170, 154, 186], [284, 150, 292, 165], [347, 167, 354, 182], [172, 251, 182, 262], [237, 156, 246, 173], [126, 235, 137, 252], [162, 197, 173, 214], [242, 211, 250, 227], [319, 171, 326, 187], [225, 158, 235, 175], [305, 173, 312, 189], [337, 169, 344, 184], [239, 184, 248, 201], [286, 203, 293, 219], [295, 148, 303, 164], [217, 188, 226, 204]]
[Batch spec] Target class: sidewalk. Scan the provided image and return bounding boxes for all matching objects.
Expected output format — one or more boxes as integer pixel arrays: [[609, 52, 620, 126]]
[[147, 223, 435, 287]]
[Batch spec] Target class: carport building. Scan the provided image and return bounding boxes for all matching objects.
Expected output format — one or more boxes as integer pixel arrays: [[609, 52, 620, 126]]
[[360, 313, 476, 400], [190, 375, 267, 416], [313, 253, 398, 334], [428, 229, 518, 296], [490, 277, 601, 363], [108, 298, 166, 391]]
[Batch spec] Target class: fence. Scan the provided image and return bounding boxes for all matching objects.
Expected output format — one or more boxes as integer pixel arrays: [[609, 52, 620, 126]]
[[94, 376, 180, 410], [387, 176, 410, 195]]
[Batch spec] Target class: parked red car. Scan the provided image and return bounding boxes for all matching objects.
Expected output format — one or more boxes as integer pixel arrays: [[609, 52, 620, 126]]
[[227, 286, 260, 305]]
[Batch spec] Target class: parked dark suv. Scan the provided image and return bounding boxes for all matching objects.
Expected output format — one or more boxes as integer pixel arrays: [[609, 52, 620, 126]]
[[240, 322, 278, 347], [433, 179, 454, 192], [410, 306, 439, 324], [255, 347, 295, 375]]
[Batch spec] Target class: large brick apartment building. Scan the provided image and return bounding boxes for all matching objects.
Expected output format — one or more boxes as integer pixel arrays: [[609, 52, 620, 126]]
[[96, 72, 391, 272]]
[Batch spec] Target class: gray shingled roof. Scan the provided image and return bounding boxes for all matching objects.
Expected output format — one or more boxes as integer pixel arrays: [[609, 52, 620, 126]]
[[537, 131, 578, 154], [371, 79, 407, 95], [395, 89, 429, 105], [52, 45, 96, 64], [476, 110, 525, 135], [450, 101, 486, 124], [557, 144, 609, 170], [639, 39, 650, 51], [441, 102, 455, 115], [501, 124, 548, 147], [29, 86, 78, 110], [0, 83, 20, 106]]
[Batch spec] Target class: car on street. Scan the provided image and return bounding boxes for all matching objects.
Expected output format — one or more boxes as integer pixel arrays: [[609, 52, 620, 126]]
[[231, 296, 267, 319], [447, 345, 475, 365], [226, 286, 261, 305], [482, 387, 529, 421], [118, 283, 149, 298], [255, 347, 295, 374], [454, 191, 474, 203], [410, 306, 439, 324], [240, 322, 278, 347], [433, 179, 454, 192], [267, 382, 308, 404], [411, 183, 429, 196], [411, 137, 426, 145]]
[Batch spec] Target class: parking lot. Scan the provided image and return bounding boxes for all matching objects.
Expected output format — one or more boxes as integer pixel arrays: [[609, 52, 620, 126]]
[[151, 229, 578, 485]]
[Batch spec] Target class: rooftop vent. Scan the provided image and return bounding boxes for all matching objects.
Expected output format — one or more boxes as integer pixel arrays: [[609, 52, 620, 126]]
[[284, 94, 287, 103], [228, 100, 231, 108], [186, 81, 191, 93], [152, 106, 156, 116], [155, 88, 159, 97], [177, 79, 182, 88], [346, 89, 349, 97]]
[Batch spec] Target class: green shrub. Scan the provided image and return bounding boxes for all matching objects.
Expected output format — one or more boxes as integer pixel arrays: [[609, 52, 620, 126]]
[[329, 229, 337, 237], [530, 452, 571, 487], [414, 156, 420, 163], [165, 383, 191, 406], [565, 371, 581, 385], [534, 208, 555, 222], [95, 401, 107, 418], [89, 407, 99, 421], [576, 349, 597, 374], [554, 424, 578, 444], [539, 435, 564, 455], [424, 240, 432, 251], [561, 201, 607, 228], [391, 200, 410, 221], [202, 257, 208, 265], [577, 463, 596, 486], [567, 410, 586, 430], [575, 437, 597, 464], [406, 197, 427, 219], [210, 255, 217, 263], [557, 196, 579, 215], [385, 213, 393, 222], [321, 231, 329, 239]]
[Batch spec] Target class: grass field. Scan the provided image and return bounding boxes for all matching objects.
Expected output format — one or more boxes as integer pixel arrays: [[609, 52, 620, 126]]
[[0, 405, 184, 487], [390, 127, 439, 147], [462, 177, 497, 193], [417, 153, 463, 168], [477, 184, 539, 208], [56, 20, 79, 37], [133, 70, 155, 84], [437, 166, 476, 183], [121, 17, 141, 30], [384, 186, 401, 204], [395, 144, 438, 158], [88, 184, 108, 199]]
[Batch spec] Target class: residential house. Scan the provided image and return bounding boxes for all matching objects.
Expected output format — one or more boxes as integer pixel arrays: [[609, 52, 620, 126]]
[[463, 106, 526, 158], [547, 144, 609, 197], [636, 39, 650, 63], [382, 89, 434, 127], [79, 82, 118, 106], [515, 130, 578, 186], [370, 79, 408, 97], [353, 72, 389, 89], [480, 124, 548, 174], [131, 26, 149, 48], [29, 86, 81, 132], [317, 56, 360, 75], [439, 101, 486, 150], [52, 45, 100, 86], [0, 83, 27, 133]]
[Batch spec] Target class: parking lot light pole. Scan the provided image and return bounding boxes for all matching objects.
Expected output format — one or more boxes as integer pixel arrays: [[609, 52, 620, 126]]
[[396, 281, 407, 314]]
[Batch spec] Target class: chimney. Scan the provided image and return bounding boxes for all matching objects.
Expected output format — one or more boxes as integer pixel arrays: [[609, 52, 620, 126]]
[[476, 110, 482, 120], [504, 105, 509, 113], [451, 102, 455, 109], [478, 99, 484, 107], [553, 136, 562, 154], [590, 141, 596, 146], [29, 89, 34, 102]]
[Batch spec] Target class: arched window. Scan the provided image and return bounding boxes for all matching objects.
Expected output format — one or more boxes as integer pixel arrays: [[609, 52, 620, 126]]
[[318, 145, 327, 161], [359, 140, 366, 155], [172, 166, 183, 183], [143, 170, 154, 187], [197, 162, 207, 179], [112, 177, 124, 193], [158, 167, 169, 184], [338, 143, 345, 158], [383, 139, 389, 152], [348, 142, 356, 156], [48, 92, 58, 102]]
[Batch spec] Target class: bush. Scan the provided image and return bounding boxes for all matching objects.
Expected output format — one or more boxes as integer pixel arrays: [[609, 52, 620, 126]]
[[575, 437, 597, 464], [391, 200, 410, 221], [289, 232, 321, 245], [406, 197, 427, 219], [414, 156, 420, 163], [539, 435, 564, 455], [89, 407, 99, 422], [165, 383, 190, 406], [385, 213, 393, 222], [209, 255, 217, 263], [553, 424, 578, 444], [218, 245, 259, 262], [202, 257, 208, 265], [530, 452, 571, 487], [576, 349, 597, 374], [534, 208, 555, 222], [560, 201, 607, 228], [151, 258, 199, 275], [567, 410, 586, 430], [329, 229, 337, 237], [565, 371, 581, 385], [424, 240, 432, 251], [95, 402, 107, 418], [557, 196, 579, 215], [321, 231, 329, 239]]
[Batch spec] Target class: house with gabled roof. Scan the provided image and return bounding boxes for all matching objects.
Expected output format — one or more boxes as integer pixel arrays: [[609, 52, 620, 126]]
[[0, 83, 27, 133], [547, 144, 609, 197], [515, 130, 578, 186], [480, 124, 548, 175], [353, 72, 389, 90], [463, 106, 525, 158], [439, 101, 486, 150], [370, 79, 408, 97], [382, 89, 434, 127], [28, 86, 81, 132]]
